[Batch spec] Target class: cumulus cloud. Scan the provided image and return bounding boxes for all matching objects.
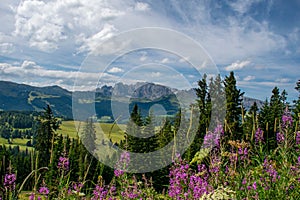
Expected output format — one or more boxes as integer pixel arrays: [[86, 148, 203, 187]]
[[107, 67, 123, 73], [161, 58, 171, 64], [150, 72, 161, 77], [225, 60, 251, 71], [139, 52, 148, 61], [228, 0, 264, 15], [179, 57, 190, 63], [14, 0, 125, 52], [77, 24, 117, 54], [21, 60, 42, 69], [0, 61, 119, 91], [0, 43, 14, 54], [243, 75, 255, 81], [134, 2, 150, 11], [276, 78, 290, 83]]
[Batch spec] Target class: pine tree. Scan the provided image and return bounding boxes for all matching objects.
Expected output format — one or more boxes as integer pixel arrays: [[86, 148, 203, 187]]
[[46, 134, 64, 191], [151, 118, 173, 192], [143, 111, 157, 152], [258, 87, 286, 150], [224, 71, 244, 140], [269, 87, 285, 148], [125, 104, 143, 153], [259, 99, 269, 129], [35, 105, 59, 168], [81, 118, 97, 154], [244, 102, 259, 141], [293, 80, 300, 129], [173, 109, 188, 158], [209, 74, 226, 128], [68, 138, 80, 182], [157, 118, 173, 149], [195, 74, 209, 138]]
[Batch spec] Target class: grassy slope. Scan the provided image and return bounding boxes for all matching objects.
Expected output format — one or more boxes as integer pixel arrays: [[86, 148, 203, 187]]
[[0, 137, 34, 151], [57, 120, 126, 143], [0, 121, 126, 150]]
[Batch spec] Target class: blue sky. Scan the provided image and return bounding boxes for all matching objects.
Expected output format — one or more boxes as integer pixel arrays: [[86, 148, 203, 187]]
[[0, 0, 299, 102]]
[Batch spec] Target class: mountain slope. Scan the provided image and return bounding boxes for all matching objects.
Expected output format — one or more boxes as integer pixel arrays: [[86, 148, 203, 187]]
[[0, 81, 263, 119], [0, 81, 72, 118]]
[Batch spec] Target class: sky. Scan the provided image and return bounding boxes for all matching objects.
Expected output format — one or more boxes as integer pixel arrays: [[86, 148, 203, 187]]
[[0, 0, 299, 102]]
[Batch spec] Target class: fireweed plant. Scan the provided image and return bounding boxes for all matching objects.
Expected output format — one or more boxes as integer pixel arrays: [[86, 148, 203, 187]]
[[1, 110, 300, 199]]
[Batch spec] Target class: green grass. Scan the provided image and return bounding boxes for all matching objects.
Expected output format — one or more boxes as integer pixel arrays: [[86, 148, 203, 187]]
[[57, 121, 126, 143], [0, 121, 126, 150], [0, 137, 33, 151], [57, 120, 79, 138]]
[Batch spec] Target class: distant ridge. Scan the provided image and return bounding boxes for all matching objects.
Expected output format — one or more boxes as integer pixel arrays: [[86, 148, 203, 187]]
[[0, 80, 263, 119]]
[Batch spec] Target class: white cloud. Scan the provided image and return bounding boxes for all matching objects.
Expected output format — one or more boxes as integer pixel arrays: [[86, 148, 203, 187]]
[[243, 75, 255, 81], [228, 0, 263, 15], [14, 0, 125, 52], [77, 23, 117, 54], [161, 58, 171, 64], [288, 28, 300, 42], [134, 2, 150, 11], [225, 60, 251, 71], [0, 43, 14, 54], [140, 55, 147, 61], [0, 61, 120, 91], [276, 78, 290, 83], [150, 72, 161, 77], [179, 57, 190, 63], [107, 67, 123, 73], [21, 60, 42, 69]]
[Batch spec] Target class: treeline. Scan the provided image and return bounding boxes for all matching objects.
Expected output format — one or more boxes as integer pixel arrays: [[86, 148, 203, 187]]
[[0, 111, 40, 140], [0, 71, 300, 198], [118, 72, 300, 191], [0, 106, 114, 197]]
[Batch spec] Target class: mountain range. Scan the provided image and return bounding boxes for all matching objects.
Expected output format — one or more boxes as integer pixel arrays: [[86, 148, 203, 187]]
[[0, 80, 263, 120]]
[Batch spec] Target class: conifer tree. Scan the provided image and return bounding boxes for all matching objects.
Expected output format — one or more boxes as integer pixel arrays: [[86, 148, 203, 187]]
[[143, 111, 157, 152], [46, 134, 64, 188], [224, 71, 244, 140], [81, 118, 97, 153], [35, 105, 59, 168], [259, 87, 286, 150], [157, 118, 173, 149], [269, 87, 285, 148], [195, 74, 209, 139], [258, 99, 271, 139], [209, 74, 226, 128], [68, 138, 80, 182], [293, 80, 300, 129], [244, 102, 259, 141], [125, 104, 143, 153]]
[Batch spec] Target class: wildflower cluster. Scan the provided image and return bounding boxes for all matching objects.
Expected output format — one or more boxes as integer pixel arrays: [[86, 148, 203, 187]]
[[282, 109, 293, 129], [168, 155, 213, 199], [262, 158, 280, 187], [120, 176, 142, 199], [276, 132, 285, 144], [203, 125, 224, 149], [92, 185, 109, 200], [4, 173, 16, 191], [72, 182, 84, 194], [254, 128, 264, 144], [296, 131, 300, 149], [57, 156, 69, 171], [114, 151, 130, 177], [29, 184, 50, 200]]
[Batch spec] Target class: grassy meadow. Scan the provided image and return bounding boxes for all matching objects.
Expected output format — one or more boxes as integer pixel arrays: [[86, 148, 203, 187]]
[[0, 120, 126, 150]]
